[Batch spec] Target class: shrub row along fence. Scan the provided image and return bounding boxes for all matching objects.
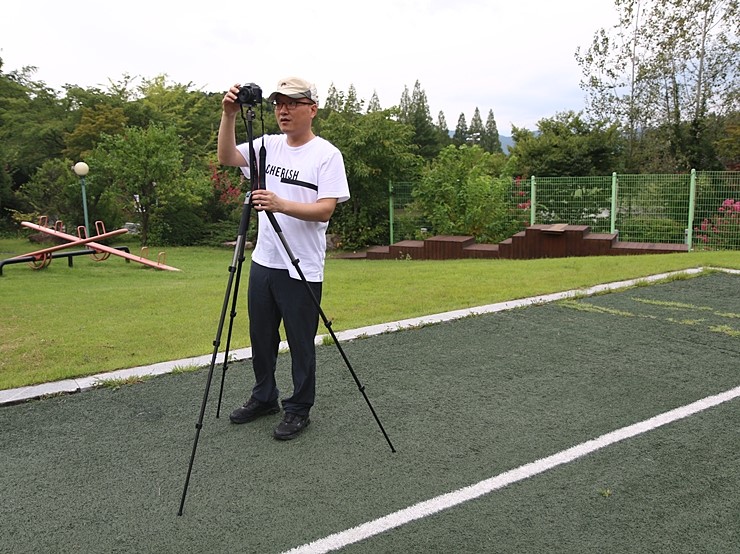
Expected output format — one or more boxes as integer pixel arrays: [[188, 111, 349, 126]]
[[389, 171, 740, 251]]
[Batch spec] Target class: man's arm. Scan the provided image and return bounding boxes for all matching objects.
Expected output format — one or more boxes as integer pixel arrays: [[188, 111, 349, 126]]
[[250, 191, 337, 223], [217, 85, 248, 167]]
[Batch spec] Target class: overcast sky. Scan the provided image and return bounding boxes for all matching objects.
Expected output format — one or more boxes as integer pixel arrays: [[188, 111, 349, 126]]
[[1, 0, 619, 133]]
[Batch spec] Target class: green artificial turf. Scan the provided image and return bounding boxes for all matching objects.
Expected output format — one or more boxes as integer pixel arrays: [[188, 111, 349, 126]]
[[1, 272, 738, 553]]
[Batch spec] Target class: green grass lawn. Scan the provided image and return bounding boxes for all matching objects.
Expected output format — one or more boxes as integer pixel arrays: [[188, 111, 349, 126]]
[[1, 236, 739, 390]]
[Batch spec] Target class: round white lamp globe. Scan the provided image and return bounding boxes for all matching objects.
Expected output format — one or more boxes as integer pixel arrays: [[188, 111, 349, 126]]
[[73, 162, 90, 177]]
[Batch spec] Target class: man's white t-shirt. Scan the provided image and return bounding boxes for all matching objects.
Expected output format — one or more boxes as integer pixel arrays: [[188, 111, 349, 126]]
[[236, 134, 350, 282]]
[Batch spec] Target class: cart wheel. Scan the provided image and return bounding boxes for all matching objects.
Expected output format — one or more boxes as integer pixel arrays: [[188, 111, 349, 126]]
[[28, 252, 52, 270], [90, 251, 111, 262]]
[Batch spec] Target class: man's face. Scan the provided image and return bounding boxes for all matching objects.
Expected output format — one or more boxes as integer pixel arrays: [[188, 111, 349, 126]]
[[273, 94, 316, 135]]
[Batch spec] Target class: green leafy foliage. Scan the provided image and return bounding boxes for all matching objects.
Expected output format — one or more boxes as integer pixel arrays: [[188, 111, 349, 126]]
[[618, 216, 686, 243], [509, 111, 623, 177], [321, 108, 422, 248], [411, 145, 522, 243], [575, 0, 738, 172], [86, 125, 190, 245], [1, 54, 737, 249]]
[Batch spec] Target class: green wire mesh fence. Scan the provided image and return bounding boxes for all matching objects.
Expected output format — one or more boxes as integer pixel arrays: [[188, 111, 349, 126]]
[[389, 171, 740, 250]]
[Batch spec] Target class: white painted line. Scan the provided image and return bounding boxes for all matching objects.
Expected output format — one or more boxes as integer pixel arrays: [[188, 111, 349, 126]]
[[282, 384, 740, 554], [325, 268, 708, 342]]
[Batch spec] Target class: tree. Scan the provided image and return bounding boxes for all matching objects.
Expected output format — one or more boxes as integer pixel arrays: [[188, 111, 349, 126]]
[[323, 83, 341, 112], [367, 91, 381, 113], [508, 111, 623, 177], [320, 108, 422, 248], [398, 81, 442, 160], [481, 109, 503, 154], [16, 158, 124, 230], [468, 108, 484, 145], [0, 156, 13, 232], [576, 0, 739, 171], [343, 84, 363, 113], [136, 75, 221, 165], [320, 83, 363, 113], [86, 125, 194, 245], [64, 105, 128, 161], [0, 63, 69, 186], [398, 85, 411, 121], [412, 145, 518, 243], [453, 113, 468, 145], [435, 110, 453, 148], [714, 111, 740, 170]]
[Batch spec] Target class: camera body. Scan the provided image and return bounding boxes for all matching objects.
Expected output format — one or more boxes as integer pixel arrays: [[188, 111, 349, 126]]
[[235, 83, 263, 106]]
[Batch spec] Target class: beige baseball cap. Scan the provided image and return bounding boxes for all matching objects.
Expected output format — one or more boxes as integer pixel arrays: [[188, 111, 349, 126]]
[[267, 77, 319, 106]]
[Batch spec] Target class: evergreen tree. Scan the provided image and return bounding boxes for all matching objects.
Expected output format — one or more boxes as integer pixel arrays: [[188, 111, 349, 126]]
[[344, 84, 363, 113], [468, 107, 484, 144], [436, 110, 452, 146], [436, 111, 448, 135], [397, 81, 442, 159], [481, 109, 503, 153], [398, 85, 411, 122], [324, 83, 341, 111], [367, 91, 381, 113], [409, 81, 441, 159], [453, 113, 468, 145], [410, 81, 433, 124]]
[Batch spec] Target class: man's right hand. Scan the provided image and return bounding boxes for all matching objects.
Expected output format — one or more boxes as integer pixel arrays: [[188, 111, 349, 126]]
[[222, 84, 242, 116]]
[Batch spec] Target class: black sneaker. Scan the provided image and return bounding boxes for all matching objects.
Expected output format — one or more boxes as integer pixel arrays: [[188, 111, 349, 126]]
[[273, 412, 310, 440], [229, 398, 280, 424]]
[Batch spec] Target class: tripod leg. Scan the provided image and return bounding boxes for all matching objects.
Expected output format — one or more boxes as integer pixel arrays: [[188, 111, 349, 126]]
[[215, 246, 248, 418], [178, 201, 253, 516], [265, 211, 396, 453]]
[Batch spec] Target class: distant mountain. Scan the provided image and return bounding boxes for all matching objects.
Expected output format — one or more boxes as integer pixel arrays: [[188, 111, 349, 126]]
[[500, 135, 514, 154]]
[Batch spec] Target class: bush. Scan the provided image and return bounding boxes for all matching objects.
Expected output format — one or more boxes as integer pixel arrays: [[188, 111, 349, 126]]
[[693, 198, 740, 250], [195, 220, 257, 247], [148, 208, 206, 246], [617, 217, 686, 243]]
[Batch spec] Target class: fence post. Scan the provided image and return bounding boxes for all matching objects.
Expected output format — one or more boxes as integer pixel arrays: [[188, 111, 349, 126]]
[[686, 169, 697, 251], [610, 172, 618, 234], [530, 176, 536, 226], [388, 180, 395, 245]]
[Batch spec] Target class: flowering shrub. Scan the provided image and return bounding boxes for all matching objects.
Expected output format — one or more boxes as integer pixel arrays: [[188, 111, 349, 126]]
[[512, 176, 531, 211], [210, 164, 242, 207], [694, 198, 740, 249], [206, 163, 244, 222]]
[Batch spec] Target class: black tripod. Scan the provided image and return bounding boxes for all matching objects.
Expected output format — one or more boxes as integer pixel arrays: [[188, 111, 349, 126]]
[[178, 102, 395, 516]]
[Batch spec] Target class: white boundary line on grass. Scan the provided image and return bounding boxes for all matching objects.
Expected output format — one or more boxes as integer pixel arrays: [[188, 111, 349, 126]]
[[1, 266, 736, 406], [283, 383, 740, 554]]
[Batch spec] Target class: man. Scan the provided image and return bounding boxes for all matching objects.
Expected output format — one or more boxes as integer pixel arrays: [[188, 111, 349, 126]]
[[218, 77, 350, 440]]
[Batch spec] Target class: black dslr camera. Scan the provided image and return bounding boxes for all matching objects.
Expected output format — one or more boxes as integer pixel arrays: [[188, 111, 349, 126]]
[[235, 83, 262, 106]]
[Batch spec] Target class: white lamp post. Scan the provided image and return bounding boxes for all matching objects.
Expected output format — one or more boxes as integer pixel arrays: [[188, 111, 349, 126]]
[[73, 162, 90, 236]]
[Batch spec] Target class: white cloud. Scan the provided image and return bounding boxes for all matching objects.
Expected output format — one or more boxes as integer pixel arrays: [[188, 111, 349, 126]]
[[1, 0, 618, 131]]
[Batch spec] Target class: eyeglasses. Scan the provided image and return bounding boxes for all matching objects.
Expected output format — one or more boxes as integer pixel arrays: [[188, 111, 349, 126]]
[[272, 100, 314, 110]]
